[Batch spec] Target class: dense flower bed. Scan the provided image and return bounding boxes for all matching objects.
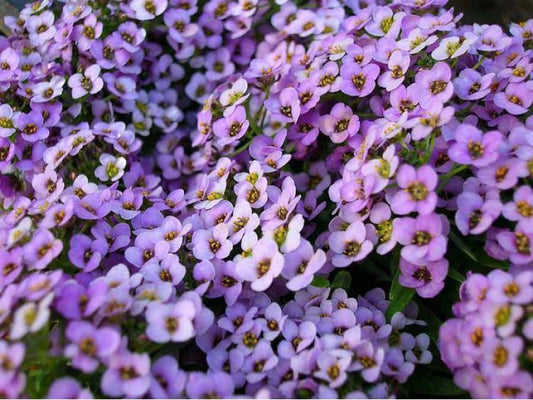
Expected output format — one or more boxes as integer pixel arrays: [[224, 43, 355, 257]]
[[0, 0, 531, 398]]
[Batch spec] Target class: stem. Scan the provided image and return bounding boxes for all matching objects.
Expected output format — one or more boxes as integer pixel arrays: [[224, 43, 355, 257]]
[[356, 112, 378, 118], [472, 55, 486, 70], [229, 140, 252, 157], [437, 164, 468, 192]]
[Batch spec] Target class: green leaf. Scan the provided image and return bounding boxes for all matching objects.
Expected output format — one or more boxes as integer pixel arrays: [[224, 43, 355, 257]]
[[360, 258, 391, 281], [416, 301, 443, 342], [331, 271, 351, 290], [405, 372, 466, 396], [474, 248, 509, 269], [449, 231, 478, 262], [448, 268, 466, 283], [386, 262, 415, 320], [311, 276, 329, 287]]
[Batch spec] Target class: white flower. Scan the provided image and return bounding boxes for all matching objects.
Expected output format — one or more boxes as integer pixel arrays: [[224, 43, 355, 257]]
[[10, 293, 54, 340], [95, 153, 126, 182]]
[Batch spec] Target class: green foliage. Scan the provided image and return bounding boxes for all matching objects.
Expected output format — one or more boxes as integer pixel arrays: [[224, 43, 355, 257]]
[[331, 270, 352, 290], [311, 276, 330, 287]]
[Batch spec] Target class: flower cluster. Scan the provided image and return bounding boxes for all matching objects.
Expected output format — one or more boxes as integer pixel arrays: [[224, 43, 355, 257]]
[[0, 0, 530, 397], [439, 269, 533, 398], [192, 287, 432, 398]]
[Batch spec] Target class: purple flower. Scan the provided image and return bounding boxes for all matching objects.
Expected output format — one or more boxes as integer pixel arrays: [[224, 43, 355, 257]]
[[18, 111, 49, 142], [0, 47, 19, 82], [236, 237, 284, 291], [482, 336, 523, 377], [68, 234, 108, 272], [489, 371, 533, 399], [265, 87, 301, 123], [228, 200, 260, 244], [258, 302, 286, 340], [213, 105, 249, 146], [340, 62, 380, 97], [448, 124, 502, 167], [503, 185, 533, 222], [455, 191, 502, 235], [382, 348, 415, 383], [319, 103, 360, 143], [283, 240, 327, 291], [91, 221, 131, 252], [496, 222, 533, 265], [394, 213, 448, 263], [351, 341, 384, 382], [145, 299, 196, 342], [72, 14, 103, 51], [278, 320, 317, 358], [242, 340, 278, 383], [314, 352, 350, 388], [0, 341, 24, 388], [149, 356, 186, 398], [476, 158, 528, 190], [414, 62, 453, 108], [185, 372, 234, 398], [32, 76, 65, 103], [101, 352, 151, 398], [487, 270, 533, 305], [454, 69, 495, 100], [328, 221, 373, 267], [210, 260, 243, 306], [65, 321, 120, 373], [378, 50, 409, 92], [390, 165, 438, 215], [68, 65, 104, 99], [494, 83, 533, 115], [399, 257, 449, 298], [125, 232, 170, 268], [405, 333, 432, 364], [55, 279, 107, 320], [192, 223, 233, 261], [27, 11, 56, 45], [47, 378, 93, 399], [23, 229, 63, 270], [205, 49, 235, 81]]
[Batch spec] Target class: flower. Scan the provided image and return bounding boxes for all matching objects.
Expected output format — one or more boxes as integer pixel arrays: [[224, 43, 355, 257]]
[[414, 62, 453, 108], [95, 153, 127, 182], [448, 124, 502, 167], [399, 257, 449, 298], [283, 240, 326, 291], [328, 221, 373, 267], [0, 104, 19, 137], [319, 102, 360, 143], [390, 165, 438, 215], [340, 62, 380, 97], [47, 378, 93, 399], [394, 213, 448, 263], [23, 229, 63, 270], [192, 223, 233, 261], [145, 298, 197, 342], [236, 237, 284, 291], [65, 321, 121, 373], [68, 65, 104, 99], [101, 352, 151, 398], [130, 0, 168, 20], [493, 83, 533, 115], [10, 293, 54, 339]]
